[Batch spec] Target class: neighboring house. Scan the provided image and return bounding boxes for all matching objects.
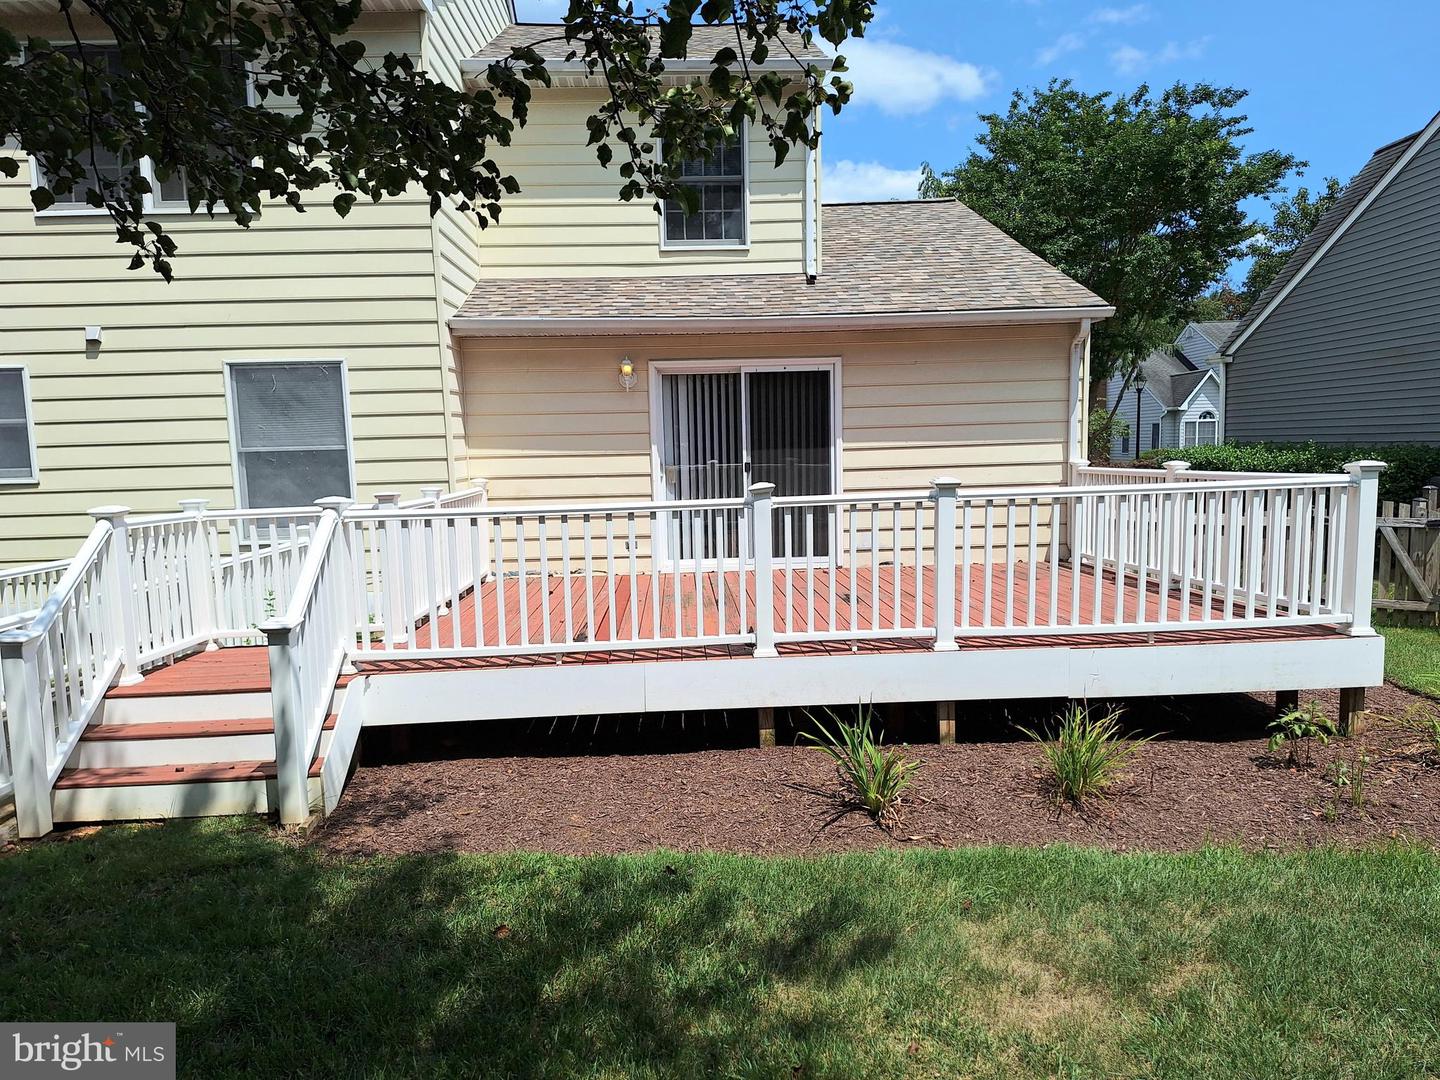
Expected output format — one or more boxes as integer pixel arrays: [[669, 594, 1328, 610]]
[[1220, 109, 1440, 443], [1103, 322, 1229, 459]]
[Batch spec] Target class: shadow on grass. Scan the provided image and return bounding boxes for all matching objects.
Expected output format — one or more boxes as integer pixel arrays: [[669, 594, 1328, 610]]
[[0, 819, 897, 1078]]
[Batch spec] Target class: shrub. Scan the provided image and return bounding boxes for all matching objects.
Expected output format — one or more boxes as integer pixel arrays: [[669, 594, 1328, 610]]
[[1136, 442, 1440, 504], [1267, 700, 1337, 767], [1018, 703, 1152, 804], [1087, 410, 1130, 462], [801, 704, 920, 824]]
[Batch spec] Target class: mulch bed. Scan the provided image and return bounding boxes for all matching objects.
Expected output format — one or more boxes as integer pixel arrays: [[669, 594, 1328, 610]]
[[318, 683, 1440, 857]]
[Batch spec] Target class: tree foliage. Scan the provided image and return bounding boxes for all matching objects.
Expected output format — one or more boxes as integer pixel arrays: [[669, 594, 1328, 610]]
[[918, 80, 1298, 388], [1239, 177, 1343, 304], [0, 0, 868, 279]]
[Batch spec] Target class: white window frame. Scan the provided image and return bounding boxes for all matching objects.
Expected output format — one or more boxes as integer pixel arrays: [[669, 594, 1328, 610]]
[[646, 355, 842, 567], [657, 120, 752, 252], [27, 40, 257, 218], [223, 357, 357, 509], [0, 365, 40, 486], [1184, 410, 1219, 448]]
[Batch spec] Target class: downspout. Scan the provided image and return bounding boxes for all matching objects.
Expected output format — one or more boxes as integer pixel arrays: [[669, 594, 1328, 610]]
[[1065, 318, 1091, 480], [803, 109, 820, 282]]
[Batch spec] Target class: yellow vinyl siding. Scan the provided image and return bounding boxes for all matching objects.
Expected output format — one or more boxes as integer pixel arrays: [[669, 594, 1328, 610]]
[[458, 323, 1077, 505], [420, 0, 511, 488], [0, 4, 511, 564], [479, 89, 807, 278]]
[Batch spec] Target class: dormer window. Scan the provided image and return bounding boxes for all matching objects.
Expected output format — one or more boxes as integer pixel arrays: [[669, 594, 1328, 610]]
[[661, 129, 748, 249]]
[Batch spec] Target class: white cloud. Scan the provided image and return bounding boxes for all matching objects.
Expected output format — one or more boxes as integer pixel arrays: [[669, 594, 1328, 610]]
[[1109, 36, 1210, 74], [1090, 4, 1150, 25], [842, 38, 991, 116], [822, 160, 924, 202], [1035, 32, 1087, 66]]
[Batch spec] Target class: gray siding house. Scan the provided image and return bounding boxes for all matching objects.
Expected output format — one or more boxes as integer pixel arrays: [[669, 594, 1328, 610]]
[[1221, 109, 1440, 443], [1104, 322, 1227, 459]]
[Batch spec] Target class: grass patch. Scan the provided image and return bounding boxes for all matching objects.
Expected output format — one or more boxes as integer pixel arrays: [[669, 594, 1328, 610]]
[[1380, 624, 1440, 697], [2, 820, 1440, 1078]]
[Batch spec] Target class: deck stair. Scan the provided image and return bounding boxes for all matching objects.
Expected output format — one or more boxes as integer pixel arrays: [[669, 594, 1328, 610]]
[[50, 648, 343, 824]]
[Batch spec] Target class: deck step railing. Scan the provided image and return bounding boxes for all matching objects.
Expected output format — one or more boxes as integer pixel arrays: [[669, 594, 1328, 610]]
[[0, 521, 126, 835], [0, 484, 486, 834]]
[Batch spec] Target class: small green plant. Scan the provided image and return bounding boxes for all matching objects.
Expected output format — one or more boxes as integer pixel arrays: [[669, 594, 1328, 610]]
[[1267, 700, 1336, 767], [1018, 703, 1153, 804], [801, 704, 920, 825], [263, 588, 278, 619], [1327, 751, 1370, 814]]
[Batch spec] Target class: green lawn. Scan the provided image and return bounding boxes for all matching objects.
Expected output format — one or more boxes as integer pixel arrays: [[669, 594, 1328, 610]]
[[2, 821, 1439, 1078], [1381, 624, 1440, 697]]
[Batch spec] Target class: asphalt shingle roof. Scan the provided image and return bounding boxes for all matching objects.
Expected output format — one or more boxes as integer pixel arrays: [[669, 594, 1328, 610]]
[[474, 22, 832, 63], [1191, 320, 1239, 348], [1224, 126, 1427, 352], [456, 200, 1111, 324], [1136, 348, 1197, 409]]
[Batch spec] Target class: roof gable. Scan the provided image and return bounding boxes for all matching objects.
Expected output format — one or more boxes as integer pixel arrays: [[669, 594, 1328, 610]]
[[1226, 109, 1440, 355]]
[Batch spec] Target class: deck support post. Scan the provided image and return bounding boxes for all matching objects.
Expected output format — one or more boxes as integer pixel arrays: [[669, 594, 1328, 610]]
[[374, 493, 409, 646], [89, 505, 143, 685], [931, 477, 961, 651], [1342, 461, 1386, 637], [1338, 687, 1367, 736], [1274, 689, 1299, 717], [178, 498, 219, 651], [748, 483, 778, 658], [936, 700, 956, 745], [0, 632, 53, 837], [758, 706, 776, 748]]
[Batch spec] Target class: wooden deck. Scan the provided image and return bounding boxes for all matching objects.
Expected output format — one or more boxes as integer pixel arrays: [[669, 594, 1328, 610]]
[[352, 561, 1342, 672]]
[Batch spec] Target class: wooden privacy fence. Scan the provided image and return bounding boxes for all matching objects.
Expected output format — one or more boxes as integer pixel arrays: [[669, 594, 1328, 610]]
[[1375, 485, 1440, 626]]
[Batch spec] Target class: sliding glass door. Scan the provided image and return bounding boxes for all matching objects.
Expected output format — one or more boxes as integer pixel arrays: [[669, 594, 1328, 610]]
[[656, 363, 836, 562]]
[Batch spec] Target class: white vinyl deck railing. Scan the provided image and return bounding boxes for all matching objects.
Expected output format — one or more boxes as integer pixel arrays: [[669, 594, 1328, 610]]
[[1, 469, 1381, 831], [0, 559, 71, 630]]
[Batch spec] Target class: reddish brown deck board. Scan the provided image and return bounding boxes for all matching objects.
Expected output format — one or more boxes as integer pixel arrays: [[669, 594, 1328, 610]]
[[106, 647, 355, 699], [80, 715, 337, 742], [55, 757, 323, 789]]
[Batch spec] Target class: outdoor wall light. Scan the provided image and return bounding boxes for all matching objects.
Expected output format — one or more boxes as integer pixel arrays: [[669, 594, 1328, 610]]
[[619, 355, 637, 391]]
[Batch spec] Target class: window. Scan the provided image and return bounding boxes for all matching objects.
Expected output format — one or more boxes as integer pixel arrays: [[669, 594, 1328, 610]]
[[228, 362, 353, 508], [662, 131, 748, 247], [1121, 433, 1130, 455], [1150, 422, 1160, 451], [30, 43, 249, 213], [1184, 410, 1219, 447], [0, 367, 38, 484]]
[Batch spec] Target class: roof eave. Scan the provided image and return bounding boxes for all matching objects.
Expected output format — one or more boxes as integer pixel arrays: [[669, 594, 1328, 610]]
[[460, 56, 833, 79], [449, 305, 1115, 337]]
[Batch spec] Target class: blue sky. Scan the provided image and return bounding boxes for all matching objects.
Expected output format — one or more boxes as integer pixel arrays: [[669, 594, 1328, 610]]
[[515, 1, 1438, 279]]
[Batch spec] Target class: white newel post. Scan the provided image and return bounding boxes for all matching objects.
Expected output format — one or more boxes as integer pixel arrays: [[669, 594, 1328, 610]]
[[1163, 460, 1191, 482], [262, 622, 309, 825], [931, 477, 960, 652], [748, 482, 777, 658], [316, 497, 358, 672], [374, 492, 408, 646], [1064, 460, 1088, 562], [88, 505, 143, 685], [419, 486, 447, 610], [1342, 460, 1385, 636], [476, 478, 492, 579], [0, 630, 52, 837], [178, 498, 217, 649]]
